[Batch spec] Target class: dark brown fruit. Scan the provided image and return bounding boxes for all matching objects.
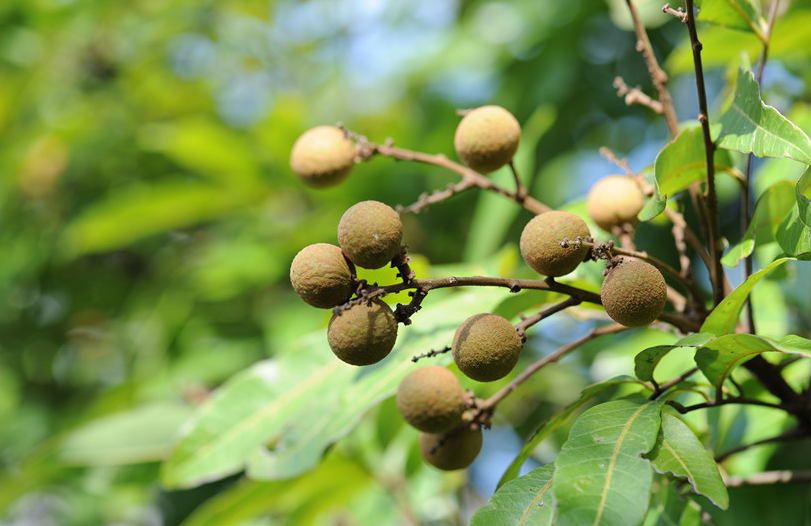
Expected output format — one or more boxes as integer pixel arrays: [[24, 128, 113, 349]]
[[452, 313, 522, 382], [327, 298, 398, 366], [290, 125, 356, 188], [396, 366, 465, 433], [289, 243, 354, 308], [454, 105, 521, 174], [520, 210, 591, 277], [601, 258, 667, 327], [419, 424, 483, 471], [337, 200, 403, 269], [587, 175, 645, 232]]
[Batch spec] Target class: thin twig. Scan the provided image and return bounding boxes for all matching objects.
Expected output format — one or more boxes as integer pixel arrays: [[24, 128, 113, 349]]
[[650, 367, 700, 400], [613, 77, 664, 114], [478, 324, 629, 414], [716, 426, 807, 463], [685, 0, 726, 307], [515, 297, 581, 339], [352, 135, 551, 215], [624, 0, 679, 137], [724, 470, 811, 488], [742, 0, 780, 334], [508, 160, 528, 203]]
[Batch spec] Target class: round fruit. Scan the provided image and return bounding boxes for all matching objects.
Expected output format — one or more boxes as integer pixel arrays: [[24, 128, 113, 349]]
[[338, 200, 403, 269], [290, 125, 356, 188], [452, 313, 522, 382], [289, 243, 354, 308], [587, 175, 645, 232], [419, 424, 483, 471], [396, 365, 466, 433], [454, 105, 521, 174], [328, 298, 398, 366], [600, 258, 667, 327], [520, 210, 591, 277]]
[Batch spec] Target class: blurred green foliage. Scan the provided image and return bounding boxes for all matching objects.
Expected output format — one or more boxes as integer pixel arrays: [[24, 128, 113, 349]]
[[1, 0, 810, 525]]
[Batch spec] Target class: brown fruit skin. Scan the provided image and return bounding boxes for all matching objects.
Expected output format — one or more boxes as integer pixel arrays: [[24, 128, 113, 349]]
[[520, 211, 591, 277], [587, 175, 645, 232], [600, 258, 667, 327], [290, 126, 356, 188], [396, 366, 466, 433], [328, 298, 398, 366], [289, 243, 354, 309], [338, 200, 403, 269], [454, 105, 521, 174], [453, 313, 522, 382], [419, 424, 483, 471]]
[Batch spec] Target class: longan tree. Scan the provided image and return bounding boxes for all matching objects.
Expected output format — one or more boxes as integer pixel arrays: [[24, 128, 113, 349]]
[[160, 1, 811, 525]]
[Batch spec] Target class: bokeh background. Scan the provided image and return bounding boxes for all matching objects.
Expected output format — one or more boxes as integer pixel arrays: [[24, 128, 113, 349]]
[[2, 0, 810, 524]]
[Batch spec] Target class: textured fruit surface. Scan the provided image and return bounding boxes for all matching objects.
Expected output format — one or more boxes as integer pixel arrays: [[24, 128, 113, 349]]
[[328, 298, 398, 366], [290, 125, 356, 188], [396, 366, 465, 433], [587, 175, 645, 232], [520, 210, 590, 277], [452, 313, 522, 382], [289, 243, 354, 308], [454, 105, 520, 174], [338, 200, 403, 269], [601, 258, 667, 327], [419, 424, 483, 471]]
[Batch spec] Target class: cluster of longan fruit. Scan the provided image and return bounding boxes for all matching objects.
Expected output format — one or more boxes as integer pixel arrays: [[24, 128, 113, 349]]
[[288, 105, 668, 470]]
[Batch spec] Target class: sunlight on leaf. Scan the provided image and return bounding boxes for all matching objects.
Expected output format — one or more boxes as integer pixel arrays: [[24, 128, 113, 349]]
[[470, 463, 555, 526]]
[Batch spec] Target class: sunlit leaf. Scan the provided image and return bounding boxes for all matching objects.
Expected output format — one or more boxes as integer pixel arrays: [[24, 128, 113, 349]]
[[722, 180, 795, 267], [470, 463, 555, 526], [59, 403, 194, 466], [161, 337, 356, 489], [700, 257, 795, 335], [246, 289, 506, 481], [776, 204, 811, 256], [552, 399, 662, 526], [696, 0, 766, 40], [653, 127, 738, 200], [643, 413, 728, 509], [714, 69, 811, 165], [498, 377, 645, 487]]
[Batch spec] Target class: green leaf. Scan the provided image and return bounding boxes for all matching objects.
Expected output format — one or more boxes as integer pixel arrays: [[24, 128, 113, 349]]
[[722, 180, 796, 267], [245, 289, 506, 481], [160, 337, 356, 489], [653, 127, 738, 199], [59, 403, 194, 466], [696, 0, 766, 40], [469, 463, 555, 526], [643, 413, 729, 510], [694, 333, 783, 394], [776, 203, 811, 256], [139, 116, 262, 187], [700, 257, 795, 335], [62, 182, 266, 256], [638, 174, 667, 222], [180, 455, 372, 526], [498, 377, 644, 487], [714, 69, 811, 166], [633, 334, 721, 384], [552, 399, 663, 526], [795, 168, 811, 229]]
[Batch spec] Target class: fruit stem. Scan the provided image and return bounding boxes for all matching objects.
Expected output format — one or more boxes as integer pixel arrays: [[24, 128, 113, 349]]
[[353, 134, 551, 215]]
